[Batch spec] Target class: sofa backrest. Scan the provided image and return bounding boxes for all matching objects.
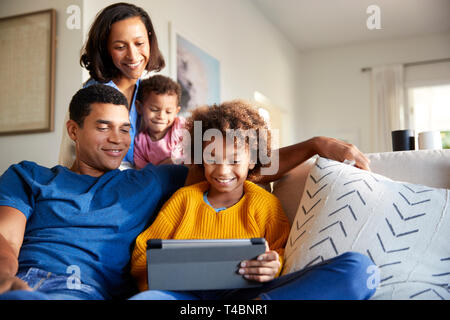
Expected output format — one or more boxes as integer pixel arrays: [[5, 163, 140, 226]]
[[366, 149, 450, 189], [272, 149, 450, 225]]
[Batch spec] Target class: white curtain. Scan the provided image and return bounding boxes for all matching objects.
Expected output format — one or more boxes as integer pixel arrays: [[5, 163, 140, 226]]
[[371, 64, 408, 152]]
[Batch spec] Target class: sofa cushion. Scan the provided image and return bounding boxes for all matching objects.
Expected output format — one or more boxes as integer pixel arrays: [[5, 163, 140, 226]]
[[272, 156, 317, 224], [272, 150, 450, 226], [366, 149, 450, 189], [282, 156, 450, 300]]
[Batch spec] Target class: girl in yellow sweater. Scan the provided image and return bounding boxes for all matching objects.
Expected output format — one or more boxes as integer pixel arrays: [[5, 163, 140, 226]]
[[130, 100, 377, 300]]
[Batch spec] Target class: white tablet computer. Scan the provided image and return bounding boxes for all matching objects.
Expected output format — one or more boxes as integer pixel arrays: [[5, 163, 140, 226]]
[[146, 238, 266, 291]]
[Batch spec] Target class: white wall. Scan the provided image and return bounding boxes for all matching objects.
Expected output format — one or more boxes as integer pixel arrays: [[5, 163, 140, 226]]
[[0, 0, 84, 173], [297, 32, 450, 153]]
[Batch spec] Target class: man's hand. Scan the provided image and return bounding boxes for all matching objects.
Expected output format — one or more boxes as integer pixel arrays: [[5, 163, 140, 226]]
[[238, 242, 280, 283], [312, 136, 371, 171], [0, 274, 31, 294]]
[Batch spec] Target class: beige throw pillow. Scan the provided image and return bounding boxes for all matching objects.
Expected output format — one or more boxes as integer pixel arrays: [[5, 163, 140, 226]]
[[282, 157, 450, 300]]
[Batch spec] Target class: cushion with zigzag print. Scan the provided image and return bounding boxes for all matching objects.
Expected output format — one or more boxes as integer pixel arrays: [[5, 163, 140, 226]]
[[282, 156, 450, 300]]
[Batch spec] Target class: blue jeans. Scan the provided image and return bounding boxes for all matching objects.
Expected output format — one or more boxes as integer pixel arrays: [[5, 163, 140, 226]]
[[0, 268, 106, 300], [129, 252, 378, 300]]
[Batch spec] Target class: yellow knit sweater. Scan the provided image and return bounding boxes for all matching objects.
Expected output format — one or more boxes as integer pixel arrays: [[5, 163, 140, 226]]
[[131, 180, 291, 291]]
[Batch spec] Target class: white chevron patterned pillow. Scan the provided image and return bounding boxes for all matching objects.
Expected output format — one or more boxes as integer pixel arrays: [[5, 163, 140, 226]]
[[282, 156, 450, 300]]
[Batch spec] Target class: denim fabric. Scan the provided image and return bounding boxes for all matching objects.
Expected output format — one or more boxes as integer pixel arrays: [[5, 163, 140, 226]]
[[0, 268, 106, 300], [129, 252, 378, 300]]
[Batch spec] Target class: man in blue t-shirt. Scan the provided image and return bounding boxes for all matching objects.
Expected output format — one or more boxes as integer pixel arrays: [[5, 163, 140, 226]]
[[0, 85, 371, 300], [0, 85, 190, 300]]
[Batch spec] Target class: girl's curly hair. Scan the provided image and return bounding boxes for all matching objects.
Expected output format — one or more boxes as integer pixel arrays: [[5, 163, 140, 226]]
[[184, 100, 271, 181]]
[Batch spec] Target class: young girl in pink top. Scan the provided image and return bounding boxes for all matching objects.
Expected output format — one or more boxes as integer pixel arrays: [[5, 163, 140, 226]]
[[134, 75, 185, 168]]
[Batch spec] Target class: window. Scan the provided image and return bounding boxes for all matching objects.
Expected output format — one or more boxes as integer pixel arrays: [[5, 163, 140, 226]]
[[408, 84, 450, 149]]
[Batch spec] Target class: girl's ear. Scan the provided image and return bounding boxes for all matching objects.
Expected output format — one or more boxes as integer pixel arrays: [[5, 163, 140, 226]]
[[175, 106, 181, 115], [66, 120, 79, 142]]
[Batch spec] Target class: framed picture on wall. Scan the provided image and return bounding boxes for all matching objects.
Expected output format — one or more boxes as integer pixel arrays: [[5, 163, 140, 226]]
[[169, 22, 220, 116], [0, 9, 56, 135]]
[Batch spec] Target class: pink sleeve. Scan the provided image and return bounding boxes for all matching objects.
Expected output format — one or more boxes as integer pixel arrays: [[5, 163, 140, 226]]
[[170, 117, 186, 144], [133, 133, 148, 169]]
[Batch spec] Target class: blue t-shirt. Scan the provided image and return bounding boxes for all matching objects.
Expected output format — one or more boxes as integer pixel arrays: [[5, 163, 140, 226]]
[[84, 78, 141, 165], [0, 161, 188, 299]]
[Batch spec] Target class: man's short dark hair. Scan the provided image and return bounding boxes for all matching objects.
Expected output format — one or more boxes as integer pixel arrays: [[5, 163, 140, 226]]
[[136, 75, 182, 105], [69, 84, 128, 127]]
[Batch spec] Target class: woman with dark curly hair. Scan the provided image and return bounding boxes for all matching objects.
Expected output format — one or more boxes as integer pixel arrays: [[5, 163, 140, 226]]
[[129, 101, 376, 300], [59, 2, 164, 169]]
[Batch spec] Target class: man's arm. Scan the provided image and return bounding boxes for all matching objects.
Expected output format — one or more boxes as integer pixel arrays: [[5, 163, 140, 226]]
[[184, 136, 370, 186], [0, 206, 31, 294], [252, 136, 371, 184]]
